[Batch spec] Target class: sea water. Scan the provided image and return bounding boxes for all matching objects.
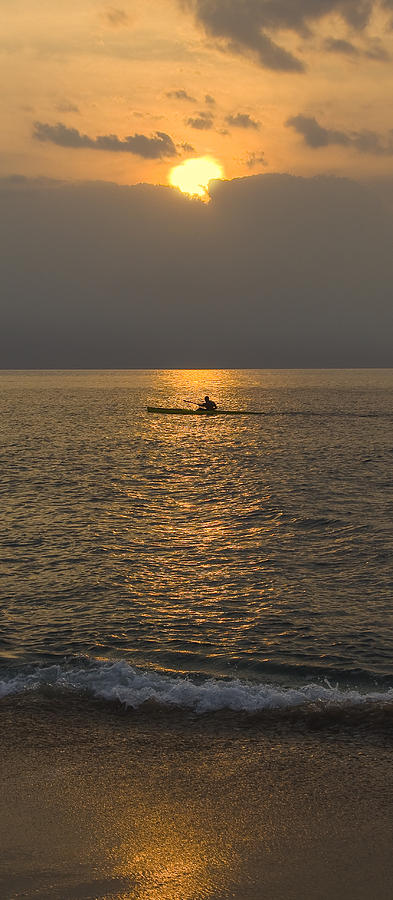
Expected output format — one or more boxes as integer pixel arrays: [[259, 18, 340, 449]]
[[1, 369, 393, 722]]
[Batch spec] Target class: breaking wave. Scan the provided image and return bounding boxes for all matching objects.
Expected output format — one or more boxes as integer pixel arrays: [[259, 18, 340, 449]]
[[1, 660, 393, 717]]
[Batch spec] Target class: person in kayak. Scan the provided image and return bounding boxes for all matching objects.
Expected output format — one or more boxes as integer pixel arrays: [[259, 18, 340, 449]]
[[198, 395, 217, 410]]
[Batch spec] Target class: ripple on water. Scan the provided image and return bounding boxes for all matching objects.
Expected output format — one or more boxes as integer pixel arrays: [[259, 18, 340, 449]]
[[1, 370, 393, 686]]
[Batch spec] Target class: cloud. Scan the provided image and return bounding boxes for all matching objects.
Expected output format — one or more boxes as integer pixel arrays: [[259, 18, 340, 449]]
[[226, 113, 259, 130], [286, 115, 350, 148], [182, 0, 391, 72], [33, 122, 178, 158], [364, 38, 390, 60], [324, 38, 359, 56], [33, 122, 93, 149], [351, 129, 393, 153], [103, 7, 129, 27], [0, 174, 64, 189], [167, 89, 196, 102], [56, 101, 80, 113], [286, 114, 393, 154], [324, 35, 390, 59], [246, 151, 267, 168], [181, 0, 306, 71], [1, 173, 392, 367], [205, 94, 216, 105], [186, 111, 214, 130]]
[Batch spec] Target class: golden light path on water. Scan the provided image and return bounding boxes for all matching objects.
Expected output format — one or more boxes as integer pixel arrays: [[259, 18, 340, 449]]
[[4, 367, 393, 683], [108, 367, 284, 678]]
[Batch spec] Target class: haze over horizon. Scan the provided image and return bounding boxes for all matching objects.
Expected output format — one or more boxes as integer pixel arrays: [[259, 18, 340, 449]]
[[1, 172, 392, 368]]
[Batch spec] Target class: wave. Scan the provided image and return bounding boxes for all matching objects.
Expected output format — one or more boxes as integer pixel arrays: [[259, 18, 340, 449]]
[[1, 660, 393, 718]]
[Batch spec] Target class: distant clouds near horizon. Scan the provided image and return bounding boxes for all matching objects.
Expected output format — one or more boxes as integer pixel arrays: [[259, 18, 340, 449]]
[[1, 173, 392, 368]]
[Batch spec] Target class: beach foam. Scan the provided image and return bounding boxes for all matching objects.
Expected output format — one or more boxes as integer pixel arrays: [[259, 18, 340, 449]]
[[1, 660, 392, 715]]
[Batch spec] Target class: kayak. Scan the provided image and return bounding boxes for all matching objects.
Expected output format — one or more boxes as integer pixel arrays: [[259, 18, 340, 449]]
[[147, 407, 265, 415]]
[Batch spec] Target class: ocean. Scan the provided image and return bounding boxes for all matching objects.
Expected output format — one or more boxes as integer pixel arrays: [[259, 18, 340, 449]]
[[1, 369, 393, 900]]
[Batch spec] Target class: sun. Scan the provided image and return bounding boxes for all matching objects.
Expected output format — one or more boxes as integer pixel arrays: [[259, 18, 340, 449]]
[[169, 157, 224, 199]]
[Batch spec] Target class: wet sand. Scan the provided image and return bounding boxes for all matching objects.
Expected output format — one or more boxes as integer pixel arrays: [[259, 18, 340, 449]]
[[1, 697, 393, 900]]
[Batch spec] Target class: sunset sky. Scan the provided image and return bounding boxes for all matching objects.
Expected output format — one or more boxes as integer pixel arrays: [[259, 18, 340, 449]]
[[3, 0, 393, 188], [2, 1, 393, 367]]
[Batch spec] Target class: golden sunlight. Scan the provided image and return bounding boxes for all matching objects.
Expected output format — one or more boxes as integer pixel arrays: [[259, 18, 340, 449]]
[[169, 157, 224, 199]]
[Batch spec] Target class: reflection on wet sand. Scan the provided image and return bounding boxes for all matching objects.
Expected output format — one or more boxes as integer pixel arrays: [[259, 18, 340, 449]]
[[2, 699, 393, 900], [114, 830, 219, 900]]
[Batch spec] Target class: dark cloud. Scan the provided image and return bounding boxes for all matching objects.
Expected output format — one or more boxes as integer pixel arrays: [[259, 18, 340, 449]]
[[324, 35, 389, 59], [0, 175, 64, 189], [1, 174, 392, 366], [205, 94, 216, 105], [183, 0, 305, 71], [286, 115, 350, 148], [226, 113, 260, 130], [186, 111, 214, 130], [246, 151, 267, 168], [33, 122, 177, 159], [182, 0, 391, 71], [56, 101, 80, 113], [34, 122, 93, 149], [324, 37, 359, 55], [167, 89, 196, 102], [180, 141, 196, 153], [364, 38, 390, 60], [286, 114, 393, 154], [1, 174, 31, 185], [103, 7, 129, 27], [351, 129, 393, 153]]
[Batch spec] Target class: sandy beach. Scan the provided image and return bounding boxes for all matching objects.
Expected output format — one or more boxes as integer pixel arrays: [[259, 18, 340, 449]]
[[1, 696, 392, 900]]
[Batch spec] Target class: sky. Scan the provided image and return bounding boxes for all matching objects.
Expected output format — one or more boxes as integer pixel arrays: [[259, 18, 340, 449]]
[[3, 0, 393, 183], [1, 0, 393, 365]]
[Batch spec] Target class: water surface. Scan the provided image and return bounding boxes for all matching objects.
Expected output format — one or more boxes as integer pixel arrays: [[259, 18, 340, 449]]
[[1, 369, 393, 712]]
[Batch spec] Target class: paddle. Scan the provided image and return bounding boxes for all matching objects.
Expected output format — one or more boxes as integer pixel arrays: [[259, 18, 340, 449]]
[[183, 399, 219, 411]]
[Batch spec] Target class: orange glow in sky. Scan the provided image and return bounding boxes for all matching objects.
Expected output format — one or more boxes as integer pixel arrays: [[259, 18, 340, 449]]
[[2, 2, 393, 185]]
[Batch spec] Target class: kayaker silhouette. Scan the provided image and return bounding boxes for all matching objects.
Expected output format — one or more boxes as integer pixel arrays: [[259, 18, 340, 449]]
[[198, 395, 217, 410]]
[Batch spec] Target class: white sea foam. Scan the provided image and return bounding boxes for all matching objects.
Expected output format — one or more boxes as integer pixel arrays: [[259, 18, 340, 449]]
[[1, 660, 392, 713]]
